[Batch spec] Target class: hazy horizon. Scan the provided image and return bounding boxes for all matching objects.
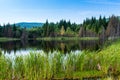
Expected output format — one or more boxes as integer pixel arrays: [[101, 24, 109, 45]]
[[0, 0, 120, 24]]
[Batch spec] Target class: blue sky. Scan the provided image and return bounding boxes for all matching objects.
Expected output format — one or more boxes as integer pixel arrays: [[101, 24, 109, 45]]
[[0, 0, 120, 24]]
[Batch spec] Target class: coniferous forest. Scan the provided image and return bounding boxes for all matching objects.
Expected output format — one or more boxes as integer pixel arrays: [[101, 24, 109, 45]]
[[0, 15, 120, 40]]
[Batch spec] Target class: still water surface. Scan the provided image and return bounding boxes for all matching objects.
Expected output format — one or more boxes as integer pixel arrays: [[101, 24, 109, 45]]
[[0, 40, 105, 55]]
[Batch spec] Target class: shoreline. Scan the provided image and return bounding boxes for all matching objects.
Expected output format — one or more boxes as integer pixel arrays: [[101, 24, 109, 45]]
[[0, 37, 99, 42]]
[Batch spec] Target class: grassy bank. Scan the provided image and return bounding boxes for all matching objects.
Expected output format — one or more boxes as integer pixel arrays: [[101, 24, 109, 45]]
[[37, 37, 99, 41], [0, 37, 20, 42], [1, 40, 120, 79], [0, 37, 98, 42]]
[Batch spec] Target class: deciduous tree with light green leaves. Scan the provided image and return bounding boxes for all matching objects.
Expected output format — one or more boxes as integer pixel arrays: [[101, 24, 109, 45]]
[[60, 26, 65, 36]]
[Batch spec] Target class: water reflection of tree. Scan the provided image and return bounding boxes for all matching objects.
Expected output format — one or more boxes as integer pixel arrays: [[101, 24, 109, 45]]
[[79, 40, 101, 51], [0, 40, 28, 54], [60, 42, 65, 53], [0, 41, 20, 54], [0, 40, 105, 54], [21, 39, 28, 49]]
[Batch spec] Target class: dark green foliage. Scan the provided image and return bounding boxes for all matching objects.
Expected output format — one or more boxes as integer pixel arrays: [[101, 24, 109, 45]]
[[21, 28, 28, 40], [82, 16, 108, 34], [0, 15, 117, 39], [0, 25, 3, 37], [42, 20, 80, 37], [0, 23, 23, 38]]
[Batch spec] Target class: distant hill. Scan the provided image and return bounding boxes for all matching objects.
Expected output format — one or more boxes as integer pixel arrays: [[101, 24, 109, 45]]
[[15, 22, 44, 28]]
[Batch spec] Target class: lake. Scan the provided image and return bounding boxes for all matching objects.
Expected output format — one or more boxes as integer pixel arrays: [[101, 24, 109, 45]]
[[0, 40, 105, 55]]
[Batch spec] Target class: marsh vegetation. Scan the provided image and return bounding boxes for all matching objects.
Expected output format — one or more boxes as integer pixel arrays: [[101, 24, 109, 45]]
[[1, 40, 120, 79]]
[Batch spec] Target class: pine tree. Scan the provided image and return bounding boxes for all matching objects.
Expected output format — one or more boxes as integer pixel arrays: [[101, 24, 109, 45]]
[[21, 27, 28, 40]]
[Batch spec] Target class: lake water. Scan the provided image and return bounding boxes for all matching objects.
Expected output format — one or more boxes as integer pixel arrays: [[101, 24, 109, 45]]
[[0, 40, 105, 56]]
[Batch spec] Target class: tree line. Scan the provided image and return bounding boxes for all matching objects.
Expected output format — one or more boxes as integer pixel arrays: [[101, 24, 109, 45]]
[[0, 15, 120, 39], [0, 20, 80, 39]]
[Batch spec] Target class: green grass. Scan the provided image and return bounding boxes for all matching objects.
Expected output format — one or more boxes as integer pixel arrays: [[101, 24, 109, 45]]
[[1, 39, 120, 79], [0, 37, 19, 42], [0, 37, 98, 42], [37, 37, 99, 41]]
